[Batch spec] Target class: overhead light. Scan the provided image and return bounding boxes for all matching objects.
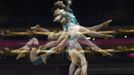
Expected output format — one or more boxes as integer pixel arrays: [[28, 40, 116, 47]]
[[92, 38, 95, 40], [86, 37, 91, 40], [124, 35, 127, 38]]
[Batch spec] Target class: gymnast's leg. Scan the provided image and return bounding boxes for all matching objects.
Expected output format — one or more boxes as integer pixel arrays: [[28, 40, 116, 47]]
[[69, 49, 87, 75], [69, 64, 81, 75], [77, 34, 112, 56], [39, 31, 67, 50], [30, 46, 40, 62], [69, 49, 79, 75], [88, 20, 112, 31], [31, 24, 50, 32], [69, 63, 76, 75], [78, 53, 88, 75], [78, 26, 113, 38], [86, 31, 113, 38], [74, 67, 81, 75], [40, 36, 68, 64]]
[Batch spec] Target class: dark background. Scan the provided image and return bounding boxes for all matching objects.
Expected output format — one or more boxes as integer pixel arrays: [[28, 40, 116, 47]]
[[0, 0, 134, 75], [0, 0, 134, 27]]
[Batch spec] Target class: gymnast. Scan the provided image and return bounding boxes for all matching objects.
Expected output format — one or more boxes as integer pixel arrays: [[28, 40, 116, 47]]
[[12, 1, 113, 75]]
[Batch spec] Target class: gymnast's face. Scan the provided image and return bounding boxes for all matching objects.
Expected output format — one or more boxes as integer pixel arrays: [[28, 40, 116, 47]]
[[53, 8, 67, 24], [53, 1, 67, 24]]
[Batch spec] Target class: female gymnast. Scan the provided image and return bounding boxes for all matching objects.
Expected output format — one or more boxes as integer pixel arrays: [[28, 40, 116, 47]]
[[12, 0, 113, 75], [39, 1, 113, 75]]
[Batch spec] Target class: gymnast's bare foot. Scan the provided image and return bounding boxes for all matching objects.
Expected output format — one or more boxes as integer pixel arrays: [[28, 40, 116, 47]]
[[101, 19, 112, 27], [31, 24, 41, 31]]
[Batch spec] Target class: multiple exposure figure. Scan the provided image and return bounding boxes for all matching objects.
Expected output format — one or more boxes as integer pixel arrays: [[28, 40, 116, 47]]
[[12, 0, 114, 75]]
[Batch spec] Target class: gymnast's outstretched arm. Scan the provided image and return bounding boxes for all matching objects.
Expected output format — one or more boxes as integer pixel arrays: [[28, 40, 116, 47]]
[[39, 31, 67, 50], [77, 33, 112, 56], [31, 24, 65, 40], [40, 35, 68, 64], [31, 24, 50, 32], [86, 30, 113, 38], [88, 20, 112, 31], [53, 12, 113, 38], [77, 26, 114, 38]]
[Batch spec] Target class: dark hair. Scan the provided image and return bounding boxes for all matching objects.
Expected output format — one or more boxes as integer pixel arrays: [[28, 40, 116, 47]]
[[51, 1, 67, 12]]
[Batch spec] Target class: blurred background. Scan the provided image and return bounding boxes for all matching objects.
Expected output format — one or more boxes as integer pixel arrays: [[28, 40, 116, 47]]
[[0, 0, 134, 27], [0, 0, 134, 75]]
